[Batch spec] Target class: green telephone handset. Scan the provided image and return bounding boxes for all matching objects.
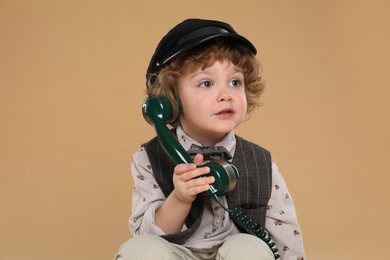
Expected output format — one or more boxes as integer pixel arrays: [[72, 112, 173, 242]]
[[142, 96, 280, 259]]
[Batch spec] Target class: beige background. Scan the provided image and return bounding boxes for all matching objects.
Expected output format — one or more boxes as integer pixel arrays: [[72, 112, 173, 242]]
[[1, 0, 389, 259]]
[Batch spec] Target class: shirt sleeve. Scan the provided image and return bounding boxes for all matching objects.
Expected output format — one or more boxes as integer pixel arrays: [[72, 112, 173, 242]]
[[128, 147, 174, 236], [265, 160, 306, 260]]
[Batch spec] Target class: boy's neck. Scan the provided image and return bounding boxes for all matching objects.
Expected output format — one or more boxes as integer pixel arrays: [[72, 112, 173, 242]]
[[179, 125, 227, 147]]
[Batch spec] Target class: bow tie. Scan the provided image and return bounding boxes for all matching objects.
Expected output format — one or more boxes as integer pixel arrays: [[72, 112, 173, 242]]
[[186, 144, 232, 161]]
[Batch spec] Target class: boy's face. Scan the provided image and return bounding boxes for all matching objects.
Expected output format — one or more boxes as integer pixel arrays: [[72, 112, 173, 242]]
[[177, 60, 247, 145]]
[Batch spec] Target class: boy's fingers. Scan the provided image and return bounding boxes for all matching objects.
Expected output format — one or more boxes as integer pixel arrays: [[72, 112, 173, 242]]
[[193, 153, 204, 165], [174, 163, 196, 175]]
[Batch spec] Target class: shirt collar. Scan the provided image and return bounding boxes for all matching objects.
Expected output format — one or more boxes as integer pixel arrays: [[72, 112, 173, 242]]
[[176, 125, 237, 158]]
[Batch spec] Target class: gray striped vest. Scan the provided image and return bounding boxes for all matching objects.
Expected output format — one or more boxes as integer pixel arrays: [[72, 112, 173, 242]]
[[142, 132, 272, 244]]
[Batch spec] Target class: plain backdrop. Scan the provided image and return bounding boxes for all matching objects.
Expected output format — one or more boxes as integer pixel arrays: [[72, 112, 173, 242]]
[[1, 0, 389, 259]]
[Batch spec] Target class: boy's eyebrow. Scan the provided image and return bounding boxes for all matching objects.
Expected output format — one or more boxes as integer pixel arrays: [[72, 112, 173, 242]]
[[188, 66, 244, 80], [232, 68, 244, 74], [188, 69, 208, 80]]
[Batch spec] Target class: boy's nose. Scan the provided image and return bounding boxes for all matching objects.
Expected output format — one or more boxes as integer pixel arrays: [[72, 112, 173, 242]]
[[218, 93, 233, 102]]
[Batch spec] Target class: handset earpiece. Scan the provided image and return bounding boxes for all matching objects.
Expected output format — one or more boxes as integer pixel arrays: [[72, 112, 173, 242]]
[[142, 95, 239, 197], [142, 95, 180, 126]]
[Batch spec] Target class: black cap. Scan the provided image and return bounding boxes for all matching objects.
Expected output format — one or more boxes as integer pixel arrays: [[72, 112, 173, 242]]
[[146, 18, 257, 84]]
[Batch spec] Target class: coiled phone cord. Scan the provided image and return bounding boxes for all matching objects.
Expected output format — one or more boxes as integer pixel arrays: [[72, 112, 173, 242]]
[[212, 195, 281, 259]]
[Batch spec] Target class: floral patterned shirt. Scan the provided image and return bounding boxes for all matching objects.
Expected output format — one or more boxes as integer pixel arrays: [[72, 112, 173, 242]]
[[129, 126, 306, 259]]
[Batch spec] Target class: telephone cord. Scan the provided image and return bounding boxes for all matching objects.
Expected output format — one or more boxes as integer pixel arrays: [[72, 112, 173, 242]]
[[212, 195, 280, 259]]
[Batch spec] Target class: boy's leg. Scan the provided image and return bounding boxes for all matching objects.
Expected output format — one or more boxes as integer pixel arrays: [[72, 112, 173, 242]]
[[216, 233, 275, 260], [114, 234, 199, 260]]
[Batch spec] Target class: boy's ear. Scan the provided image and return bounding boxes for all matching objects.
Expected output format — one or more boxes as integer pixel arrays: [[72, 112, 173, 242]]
[[171, 94, 182, 124], [147, 74, 157, 88]]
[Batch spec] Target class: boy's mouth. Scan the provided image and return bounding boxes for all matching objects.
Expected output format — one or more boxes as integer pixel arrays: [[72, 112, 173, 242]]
[[216, 108, 234, 116]]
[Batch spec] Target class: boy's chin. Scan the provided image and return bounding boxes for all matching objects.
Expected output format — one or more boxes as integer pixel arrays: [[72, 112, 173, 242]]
[[217, 121, 241, 131], [209, 125, 237, 136]]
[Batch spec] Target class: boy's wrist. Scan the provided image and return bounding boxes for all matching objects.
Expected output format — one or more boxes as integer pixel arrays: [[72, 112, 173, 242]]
[[171, 189, 195, 206]]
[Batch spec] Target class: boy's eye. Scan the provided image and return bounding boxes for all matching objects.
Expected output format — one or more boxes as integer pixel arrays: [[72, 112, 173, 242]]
[[230, 79, 242, 87], [199, 81, 213, 88]]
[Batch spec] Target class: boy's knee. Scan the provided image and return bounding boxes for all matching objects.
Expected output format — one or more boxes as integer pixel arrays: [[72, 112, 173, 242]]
[[114, 235, 173, 260], [218, 233, 275, 260]]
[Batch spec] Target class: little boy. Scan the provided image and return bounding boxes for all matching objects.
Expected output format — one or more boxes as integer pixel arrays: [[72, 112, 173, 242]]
[[115, 18, 306, 259]]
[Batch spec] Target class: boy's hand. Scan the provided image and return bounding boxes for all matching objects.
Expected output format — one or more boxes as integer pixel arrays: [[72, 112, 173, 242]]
[[172, 154, 214, 204]]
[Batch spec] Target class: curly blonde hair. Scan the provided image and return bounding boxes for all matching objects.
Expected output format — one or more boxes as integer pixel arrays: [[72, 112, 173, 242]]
[[146, 38, 265, 124]]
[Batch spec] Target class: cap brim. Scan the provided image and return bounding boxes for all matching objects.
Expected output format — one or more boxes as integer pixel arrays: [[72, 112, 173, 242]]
[[160, 33, 257, 66]]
